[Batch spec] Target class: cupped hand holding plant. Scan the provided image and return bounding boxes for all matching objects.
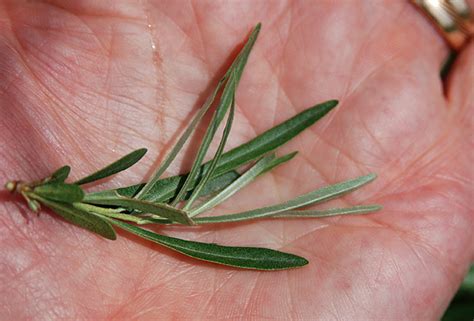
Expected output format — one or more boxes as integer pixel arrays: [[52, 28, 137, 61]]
[[0, 1, 472, 320]]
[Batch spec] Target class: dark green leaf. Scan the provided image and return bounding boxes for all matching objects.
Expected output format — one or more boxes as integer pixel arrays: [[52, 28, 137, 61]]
[[84, 194, 193, 225], [32, 195, 116, 240], [74, 148, 147, 185], [186, 170, 240, 200], [50, 166, 71, 183], [210, 99, 337, 178], [194, 173, 377, 224], [34, 183, 85, 203], [109, 218, 308, 270]]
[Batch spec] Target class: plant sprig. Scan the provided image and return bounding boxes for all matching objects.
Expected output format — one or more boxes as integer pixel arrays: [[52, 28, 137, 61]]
[[5, 24, 381, 270]]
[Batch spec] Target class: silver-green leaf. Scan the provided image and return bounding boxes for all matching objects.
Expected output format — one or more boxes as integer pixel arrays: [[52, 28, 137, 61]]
[[194, 173, 377, 224]]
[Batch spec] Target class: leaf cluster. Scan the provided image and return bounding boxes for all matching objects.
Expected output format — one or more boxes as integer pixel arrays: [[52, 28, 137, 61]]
[[8, 24, 381, 270]]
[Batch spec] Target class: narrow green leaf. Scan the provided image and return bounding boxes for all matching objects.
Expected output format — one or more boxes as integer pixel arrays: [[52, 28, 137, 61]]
[[84, 194, 193, 225], [49, 166, 71, 183], [108, 218, 308, 270], [73, 202, 161, 225], [136, 24, 261, 200], [34, 183, 85, 203], [74, 148, 147, 185], [186, 171, 240, 200], [194, 173, 377, 224], [172, 24, 261, 205], [170, 75, 235, 206], [103, 204, 381, 226], [209, 99, 338, 178], [27, 199, 41, 212], [271, 204, 382, 218], [83, 170, 240, 204], [184, 94, 236, 210], [190, 152, 297, 217], [134, 77, 228, 199], [31, 195, 116, 240]]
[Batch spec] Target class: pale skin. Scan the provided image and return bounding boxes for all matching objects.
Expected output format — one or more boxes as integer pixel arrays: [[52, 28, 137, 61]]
[[0, 1, 473, 320]]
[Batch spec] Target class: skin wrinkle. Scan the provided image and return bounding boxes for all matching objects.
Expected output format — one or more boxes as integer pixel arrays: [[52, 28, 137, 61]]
[[5, 46, 93, 165], [2, 254, 44, 287], [278, 223, 335, 255], [201, 272, 238, 317], [303, 132, 369, 175], [100, 26, 114, 131], [271, 7, 296, 127], [415, 210, 471, 276], [31, 2, 162, 161], [198, 270, 218, 316], [104, 265, 147, 318], [379, 130, 460, 200], [390, 255, 411, 318], [434, 175, 473, 208], [343, 51, 404, 110], [241, 272, 264, 319], [285, 271, 298, 321], [301, 136, 371, 204], [339, 11, 373, 101], [355, 107, 390, 158], [123, 274, 172, 318], [341, 2, 425, 103], [372, 246, 386, 287], [374, 135, 463, 202], [410, 238, 459, 289], [0, 41, 29, 95], [40, 0, 143, 21], [189, 0, 206, 63]]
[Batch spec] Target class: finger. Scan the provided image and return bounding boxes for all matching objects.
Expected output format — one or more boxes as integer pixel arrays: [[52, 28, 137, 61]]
[[444, 41, 474, 262], [445, 42, 474, 123]]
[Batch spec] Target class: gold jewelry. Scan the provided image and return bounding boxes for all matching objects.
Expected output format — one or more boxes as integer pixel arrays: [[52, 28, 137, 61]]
[[412, 0, 474, 50]]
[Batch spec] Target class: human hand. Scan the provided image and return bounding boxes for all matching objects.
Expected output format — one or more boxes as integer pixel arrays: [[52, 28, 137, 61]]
[[1, 1, 472, 320]]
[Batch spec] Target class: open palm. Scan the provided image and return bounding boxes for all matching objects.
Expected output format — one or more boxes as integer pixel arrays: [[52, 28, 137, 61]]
[[1, 1, 472, 320]]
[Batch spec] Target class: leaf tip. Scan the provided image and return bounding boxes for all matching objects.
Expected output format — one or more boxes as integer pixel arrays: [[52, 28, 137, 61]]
[[286, 151, 298, 159], [307, 99, 339, 119], [322, 99, 339, 111], [137, 148, 148, 156], [372, 204, 383, 211], [366, 172, 377, 181], [296, 256, 309, 267], [104, 229, 117, 240]]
